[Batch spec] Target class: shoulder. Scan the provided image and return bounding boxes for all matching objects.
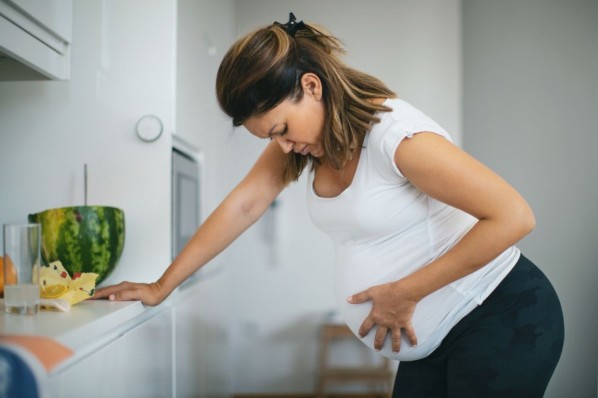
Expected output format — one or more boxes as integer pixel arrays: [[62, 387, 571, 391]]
[[380, 98, 451, 140], [365, 99, 454, 179], [369, 99, 451, 150]]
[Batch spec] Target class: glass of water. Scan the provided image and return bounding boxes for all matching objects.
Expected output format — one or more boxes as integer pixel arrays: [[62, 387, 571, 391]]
[[3, 223, 41, 315]]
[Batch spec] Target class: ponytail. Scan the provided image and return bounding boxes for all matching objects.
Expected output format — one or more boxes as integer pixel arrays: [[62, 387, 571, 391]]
[[216, 14, 395, 184]]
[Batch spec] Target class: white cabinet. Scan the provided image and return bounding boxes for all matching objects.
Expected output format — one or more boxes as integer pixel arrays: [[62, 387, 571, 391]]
[[42, 275, 232, 398], [2, 275, 231, 397], [173, 271, 232, 398], [174, 282, 208, 398], [49, 309, 174, 398], [41, 276, 232, 397], [0, 0, 72, 80]]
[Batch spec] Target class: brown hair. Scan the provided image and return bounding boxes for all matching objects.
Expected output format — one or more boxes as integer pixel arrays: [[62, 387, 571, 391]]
[[216, 18, 395, 184]]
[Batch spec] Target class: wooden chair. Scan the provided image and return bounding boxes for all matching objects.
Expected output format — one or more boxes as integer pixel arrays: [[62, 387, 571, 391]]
[[315, 322, 395, 397]]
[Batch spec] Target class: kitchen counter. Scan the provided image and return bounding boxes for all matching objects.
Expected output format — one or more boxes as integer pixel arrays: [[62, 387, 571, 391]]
[[0, 269, 215, 373], [2, 299, 140, 342], [1, 290, 177, 398], [0, 269, 213, 370], [0, 296, 170, 372], [0, 294, 178, 397], [0, 269, 226, 397]]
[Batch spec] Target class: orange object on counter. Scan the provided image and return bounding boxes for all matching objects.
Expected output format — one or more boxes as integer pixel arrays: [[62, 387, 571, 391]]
[[0, 256, 18, 297]]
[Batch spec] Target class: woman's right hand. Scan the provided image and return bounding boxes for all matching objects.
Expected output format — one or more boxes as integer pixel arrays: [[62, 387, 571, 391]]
[[92, 281, 166, 306]]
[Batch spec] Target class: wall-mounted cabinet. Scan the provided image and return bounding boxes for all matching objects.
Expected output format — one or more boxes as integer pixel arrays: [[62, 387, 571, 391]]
[[0, 0, 72, 80]]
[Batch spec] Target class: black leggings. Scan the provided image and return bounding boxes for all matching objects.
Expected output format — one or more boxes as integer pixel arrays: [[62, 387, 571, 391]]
[[392, 254, 564, 398]]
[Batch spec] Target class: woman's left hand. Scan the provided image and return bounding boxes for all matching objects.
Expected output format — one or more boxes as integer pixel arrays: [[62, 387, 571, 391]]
[[348, 281, 419, 353]]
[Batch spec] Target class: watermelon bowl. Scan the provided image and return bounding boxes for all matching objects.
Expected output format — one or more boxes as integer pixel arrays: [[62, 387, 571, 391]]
[[28, 206, 125, 285]]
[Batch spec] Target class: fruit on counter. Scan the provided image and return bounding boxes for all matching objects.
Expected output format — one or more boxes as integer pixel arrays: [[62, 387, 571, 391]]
[[41, 284, 69, 298], [39, 260, 98, 305], [0, 256, 17, 297], [28, 206, 125, 284]]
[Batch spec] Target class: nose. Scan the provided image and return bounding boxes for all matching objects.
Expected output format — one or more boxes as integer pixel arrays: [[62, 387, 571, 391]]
[[273, 136, 294, 154]]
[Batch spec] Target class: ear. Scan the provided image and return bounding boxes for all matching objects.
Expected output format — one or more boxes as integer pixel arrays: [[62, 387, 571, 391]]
[[300, 73, 322, 100]]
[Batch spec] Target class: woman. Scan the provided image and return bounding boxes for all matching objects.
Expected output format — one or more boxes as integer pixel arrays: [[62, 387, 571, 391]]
[[95, 14, 564, 397]]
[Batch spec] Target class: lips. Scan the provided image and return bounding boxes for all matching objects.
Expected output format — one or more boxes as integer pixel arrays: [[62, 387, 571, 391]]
[[294, 145, 309, 155], [294, 144, 323, 157]]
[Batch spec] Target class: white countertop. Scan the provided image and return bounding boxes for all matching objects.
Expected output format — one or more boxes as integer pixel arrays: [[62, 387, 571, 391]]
[[0, 269, 215, 344], [0, 292, 179, 373], [0, 270, 216, 374], [2, 299, 149, 347]]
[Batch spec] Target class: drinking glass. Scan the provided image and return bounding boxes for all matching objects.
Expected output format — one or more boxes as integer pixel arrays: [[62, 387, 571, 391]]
[[3, 223, 41, 315]]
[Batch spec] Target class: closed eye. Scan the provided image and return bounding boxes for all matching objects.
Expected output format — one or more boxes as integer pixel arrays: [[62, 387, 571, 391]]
[[269, 125, 288, 140]]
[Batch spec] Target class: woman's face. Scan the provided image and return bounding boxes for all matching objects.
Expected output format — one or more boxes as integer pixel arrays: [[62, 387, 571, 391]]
[[244, 73, 326, 158]]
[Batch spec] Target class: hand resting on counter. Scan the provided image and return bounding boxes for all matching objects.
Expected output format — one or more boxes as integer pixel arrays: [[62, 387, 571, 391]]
[[93, 281, 166, 306]]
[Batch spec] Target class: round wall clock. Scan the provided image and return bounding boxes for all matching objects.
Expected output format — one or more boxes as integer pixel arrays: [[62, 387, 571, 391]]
[[135, 114, 163, 142]]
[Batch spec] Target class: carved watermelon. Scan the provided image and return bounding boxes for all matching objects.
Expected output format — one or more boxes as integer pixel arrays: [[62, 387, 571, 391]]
[[28, 206, 125, 284]]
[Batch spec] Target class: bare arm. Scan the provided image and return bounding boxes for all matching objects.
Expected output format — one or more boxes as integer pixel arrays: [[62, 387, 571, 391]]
[[349, 132, 535, 352], [394, 132, 535, 297], [94, 141, 288, 305]]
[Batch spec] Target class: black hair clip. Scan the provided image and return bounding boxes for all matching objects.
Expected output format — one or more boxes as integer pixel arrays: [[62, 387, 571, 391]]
[[275, 12, 305, 37]]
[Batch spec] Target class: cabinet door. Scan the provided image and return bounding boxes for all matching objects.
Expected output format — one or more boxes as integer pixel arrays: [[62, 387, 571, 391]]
[[174, 282, 207, 398], [174, 273, 232, 398], [5, 0, 72, 45], [0, 0, 72, 79], [51, 309, 174, 398]]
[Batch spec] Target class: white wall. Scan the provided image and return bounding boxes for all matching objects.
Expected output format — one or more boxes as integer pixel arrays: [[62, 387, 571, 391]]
[[462, 0, 598, 396], [229, 0, 462, 393], [0, 0, 177, 285]]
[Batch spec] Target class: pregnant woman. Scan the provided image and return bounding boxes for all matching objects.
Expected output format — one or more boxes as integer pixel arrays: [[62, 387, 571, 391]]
[[95, 14, 564, 397]]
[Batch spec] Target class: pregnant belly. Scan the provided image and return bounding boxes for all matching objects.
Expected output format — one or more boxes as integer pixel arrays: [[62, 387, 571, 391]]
[[334, 258, 474, 361]]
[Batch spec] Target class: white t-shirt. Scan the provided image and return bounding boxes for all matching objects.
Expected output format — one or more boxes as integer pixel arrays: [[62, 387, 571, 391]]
[[307, 98, 520, 361]]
